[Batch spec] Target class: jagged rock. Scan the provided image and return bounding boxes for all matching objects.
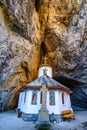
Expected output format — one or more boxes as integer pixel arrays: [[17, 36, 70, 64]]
[[0, 0, 87, 110], [71, 87, 87, 111], [0, 5, 41, 110]]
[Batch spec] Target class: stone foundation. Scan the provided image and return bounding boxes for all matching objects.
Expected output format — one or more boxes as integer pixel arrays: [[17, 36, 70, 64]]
[[49, 114, 62, 123], [22, 113, 38, 122], [22, 113, 62, 123]]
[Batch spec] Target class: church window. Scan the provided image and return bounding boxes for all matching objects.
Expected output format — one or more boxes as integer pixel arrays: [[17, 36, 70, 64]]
[[49, 91, 55, 105], [40, 91, 42, 104], [31, 90, 37, 105], [62, 93, 64, 104], [24, 91, 26, 103]]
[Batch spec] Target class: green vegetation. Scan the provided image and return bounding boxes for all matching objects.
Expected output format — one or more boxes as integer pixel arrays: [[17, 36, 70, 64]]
[[35, 122, 52, 130]]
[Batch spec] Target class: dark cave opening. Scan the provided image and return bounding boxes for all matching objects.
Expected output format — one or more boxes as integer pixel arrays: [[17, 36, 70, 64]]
[[12, 24, 30, 40], [12, 24, 24, 37], [0, 1, 4, 6], [35, 0, 40, 12], [55, 76, 87, 110], [6, 0, 10, 7], [55, 76, 85, 90], [41, 41, 47, 57]]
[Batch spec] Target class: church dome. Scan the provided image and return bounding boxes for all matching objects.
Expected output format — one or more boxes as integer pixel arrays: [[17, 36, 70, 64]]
[[38, 57, 52, 78], [38, 66, 52, 78]]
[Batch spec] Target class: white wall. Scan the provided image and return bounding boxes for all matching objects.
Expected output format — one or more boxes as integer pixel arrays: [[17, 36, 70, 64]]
[[18, 92, 24, 110], [58, 91, 72, 113], [21, 90, 41, 114], [38, 66, 52, 78], [19, 90, 72, 114], [47, 91, 60, 114], [20, 91, 28, 112]]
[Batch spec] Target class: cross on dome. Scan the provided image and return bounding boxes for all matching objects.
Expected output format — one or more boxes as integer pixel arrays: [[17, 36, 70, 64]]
[[38, 56, 52, 78], [43, 56, 48, 64], [43, 68, 48, 75]]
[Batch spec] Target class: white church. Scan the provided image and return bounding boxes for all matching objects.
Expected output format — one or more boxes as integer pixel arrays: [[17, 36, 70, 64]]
[[18, 58, 72, 122]]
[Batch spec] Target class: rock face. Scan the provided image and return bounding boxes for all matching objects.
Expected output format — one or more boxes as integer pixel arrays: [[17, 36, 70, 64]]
[[0, 0, 87, 111]]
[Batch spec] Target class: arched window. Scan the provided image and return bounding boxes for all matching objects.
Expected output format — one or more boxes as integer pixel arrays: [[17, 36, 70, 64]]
[[31, 90, 37, 105], [62, 93, 64, 104], [49, 91, 55, 105], [24, 91, 26, 103], [40, 91, 42, 104]]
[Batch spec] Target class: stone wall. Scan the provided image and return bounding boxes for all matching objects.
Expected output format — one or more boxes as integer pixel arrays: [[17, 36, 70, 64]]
[[0, 0, 87, 110]]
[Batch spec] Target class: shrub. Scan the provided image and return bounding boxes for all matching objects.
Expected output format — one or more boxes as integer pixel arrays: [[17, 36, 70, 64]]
[[35, 122, 52, 130]]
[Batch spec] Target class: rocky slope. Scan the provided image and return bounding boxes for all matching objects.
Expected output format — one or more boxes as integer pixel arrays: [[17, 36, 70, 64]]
[[0, 0, 87, 111]]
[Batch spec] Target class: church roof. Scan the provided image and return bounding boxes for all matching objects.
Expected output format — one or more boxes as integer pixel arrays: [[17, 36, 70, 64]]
[[20, 75, 72, 93], [27, 75, 65, 86]]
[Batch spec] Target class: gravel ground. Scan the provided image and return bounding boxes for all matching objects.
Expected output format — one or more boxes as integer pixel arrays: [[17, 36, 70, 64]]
[[0, 110, 87, 130]]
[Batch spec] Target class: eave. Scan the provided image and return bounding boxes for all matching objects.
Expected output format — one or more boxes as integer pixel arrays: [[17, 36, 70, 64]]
[[19, 85, 72, 94]]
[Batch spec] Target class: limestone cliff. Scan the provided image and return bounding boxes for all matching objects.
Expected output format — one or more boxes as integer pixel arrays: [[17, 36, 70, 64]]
[[0, 0, 87, 111]]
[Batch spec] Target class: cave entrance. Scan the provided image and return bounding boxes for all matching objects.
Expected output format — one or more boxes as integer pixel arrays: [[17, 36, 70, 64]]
[[35, 0, 40, 12]]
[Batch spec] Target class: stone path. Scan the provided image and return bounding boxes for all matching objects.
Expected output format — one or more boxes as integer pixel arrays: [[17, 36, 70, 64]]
[[0, 110, 87, 130]]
